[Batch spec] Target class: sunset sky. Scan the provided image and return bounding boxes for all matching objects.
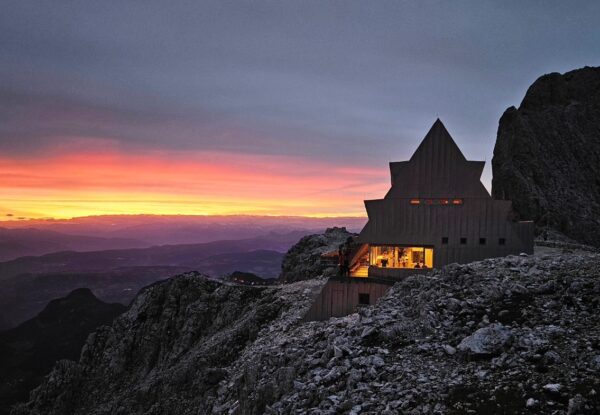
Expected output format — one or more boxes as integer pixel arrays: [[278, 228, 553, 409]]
[[2, 1, 599, 219]]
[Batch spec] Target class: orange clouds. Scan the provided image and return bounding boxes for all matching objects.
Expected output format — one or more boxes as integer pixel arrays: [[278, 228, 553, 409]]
[[0, 147, 389, 219]]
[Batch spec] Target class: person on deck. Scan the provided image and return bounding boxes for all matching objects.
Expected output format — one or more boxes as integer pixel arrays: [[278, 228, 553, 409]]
[[338, 247, 347, 276]]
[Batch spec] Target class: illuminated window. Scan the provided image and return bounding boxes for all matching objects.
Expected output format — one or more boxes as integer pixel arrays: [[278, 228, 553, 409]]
[[479, 237, 486, 245], [369, 245, 433, 269], [460, 237, 467, 245], [410, 198, 462, 205], [499, 238, 506, 245], [441, 237, 448, 245]]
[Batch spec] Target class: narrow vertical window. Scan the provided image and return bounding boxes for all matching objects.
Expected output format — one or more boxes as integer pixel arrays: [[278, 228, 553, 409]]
[[499, 238, 506, 246], [441, 237, 448, 245], [358, 293, 370, 305], [479, 238, 486, 245], [460, 237, 467, 245]]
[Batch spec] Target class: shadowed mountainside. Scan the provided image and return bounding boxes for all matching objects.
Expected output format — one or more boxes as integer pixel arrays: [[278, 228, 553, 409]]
[[0, 288, 126, 415], [11, 274, 323, 415], [492, 66, 600, 246]]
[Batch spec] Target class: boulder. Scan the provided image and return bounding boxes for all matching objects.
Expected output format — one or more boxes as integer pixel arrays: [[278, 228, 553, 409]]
[[457, 323, 513, 357]]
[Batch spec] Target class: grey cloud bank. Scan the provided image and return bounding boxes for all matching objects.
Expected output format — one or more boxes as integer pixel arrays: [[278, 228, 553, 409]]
[[1, 1, 600, 188]]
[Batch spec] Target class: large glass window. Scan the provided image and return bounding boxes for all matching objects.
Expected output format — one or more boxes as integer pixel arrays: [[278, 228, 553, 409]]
[[369, 245, 433, 269]]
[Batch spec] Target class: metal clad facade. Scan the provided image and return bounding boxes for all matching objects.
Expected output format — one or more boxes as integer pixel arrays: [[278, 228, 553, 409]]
[[303, 278, 394, 321], [356, 119, 534, 277]]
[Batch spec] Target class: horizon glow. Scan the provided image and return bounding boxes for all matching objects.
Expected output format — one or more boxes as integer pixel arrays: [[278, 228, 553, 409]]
[[0, 147, 388, 220]]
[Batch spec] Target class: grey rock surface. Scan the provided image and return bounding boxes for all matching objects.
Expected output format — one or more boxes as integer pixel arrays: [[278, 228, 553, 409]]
[[492, 66, 600, 247], [279, 227, 356, 282], [457, 323, 512, 357], [14, 248, 600, 414]]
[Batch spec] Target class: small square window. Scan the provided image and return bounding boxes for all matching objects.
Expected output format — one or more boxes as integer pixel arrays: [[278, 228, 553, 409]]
[[460, 237, 467, 245], [441, 237, 449, 245], [358, 293, 370, 305], [479, 238, 486, 245], [499, 238, 506, 246]]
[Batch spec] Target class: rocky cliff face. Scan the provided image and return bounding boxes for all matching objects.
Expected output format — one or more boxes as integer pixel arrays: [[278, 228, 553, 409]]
[[12, 274, 324, 415], [14, 246, 600, 414], [492, 66, 600, 247], [279, 227, 356, 282]]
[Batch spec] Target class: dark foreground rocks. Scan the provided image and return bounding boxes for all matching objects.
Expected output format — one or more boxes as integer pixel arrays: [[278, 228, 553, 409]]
[[12, 274, 325, 415], [14, 249, 600, 414], [492, 66, 600, 247]]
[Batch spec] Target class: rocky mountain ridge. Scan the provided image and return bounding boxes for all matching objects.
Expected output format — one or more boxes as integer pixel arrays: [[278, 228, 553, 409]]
[[0, 228, 148, 262], [279, 227, 356, 282], [492, 66, 600, 247], [14, 244, 600, 414], [12, 274, 325, 415]]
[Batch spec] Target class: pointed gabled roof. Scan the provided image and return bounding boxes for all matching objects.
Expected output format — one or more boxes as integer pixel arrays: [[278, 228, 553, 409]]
[[385, 119, 490, 198], [410, 119, 467, 162]]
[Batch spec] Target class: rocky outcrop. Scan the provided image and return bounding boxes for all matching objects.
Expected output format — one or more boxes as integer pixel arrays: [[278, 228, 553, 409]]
[[231, 251, 600, 414], [279, 227, 356, 282], [12, 274, 324, 415], [15, 248, 600, 414], [0, 289, 125, 415], [492, 66, 600, 247]]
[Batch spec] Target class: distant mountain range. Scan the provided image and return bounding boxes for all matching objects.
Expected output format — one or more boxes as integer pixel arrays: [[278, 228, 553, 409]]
[[0, 234, 294, 330], [0, 214, 366, 246], [0, 288, 126, 415], [0, 215, 364, 330], [0, 232, 301, 282], [0, 228, 149, 262]]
